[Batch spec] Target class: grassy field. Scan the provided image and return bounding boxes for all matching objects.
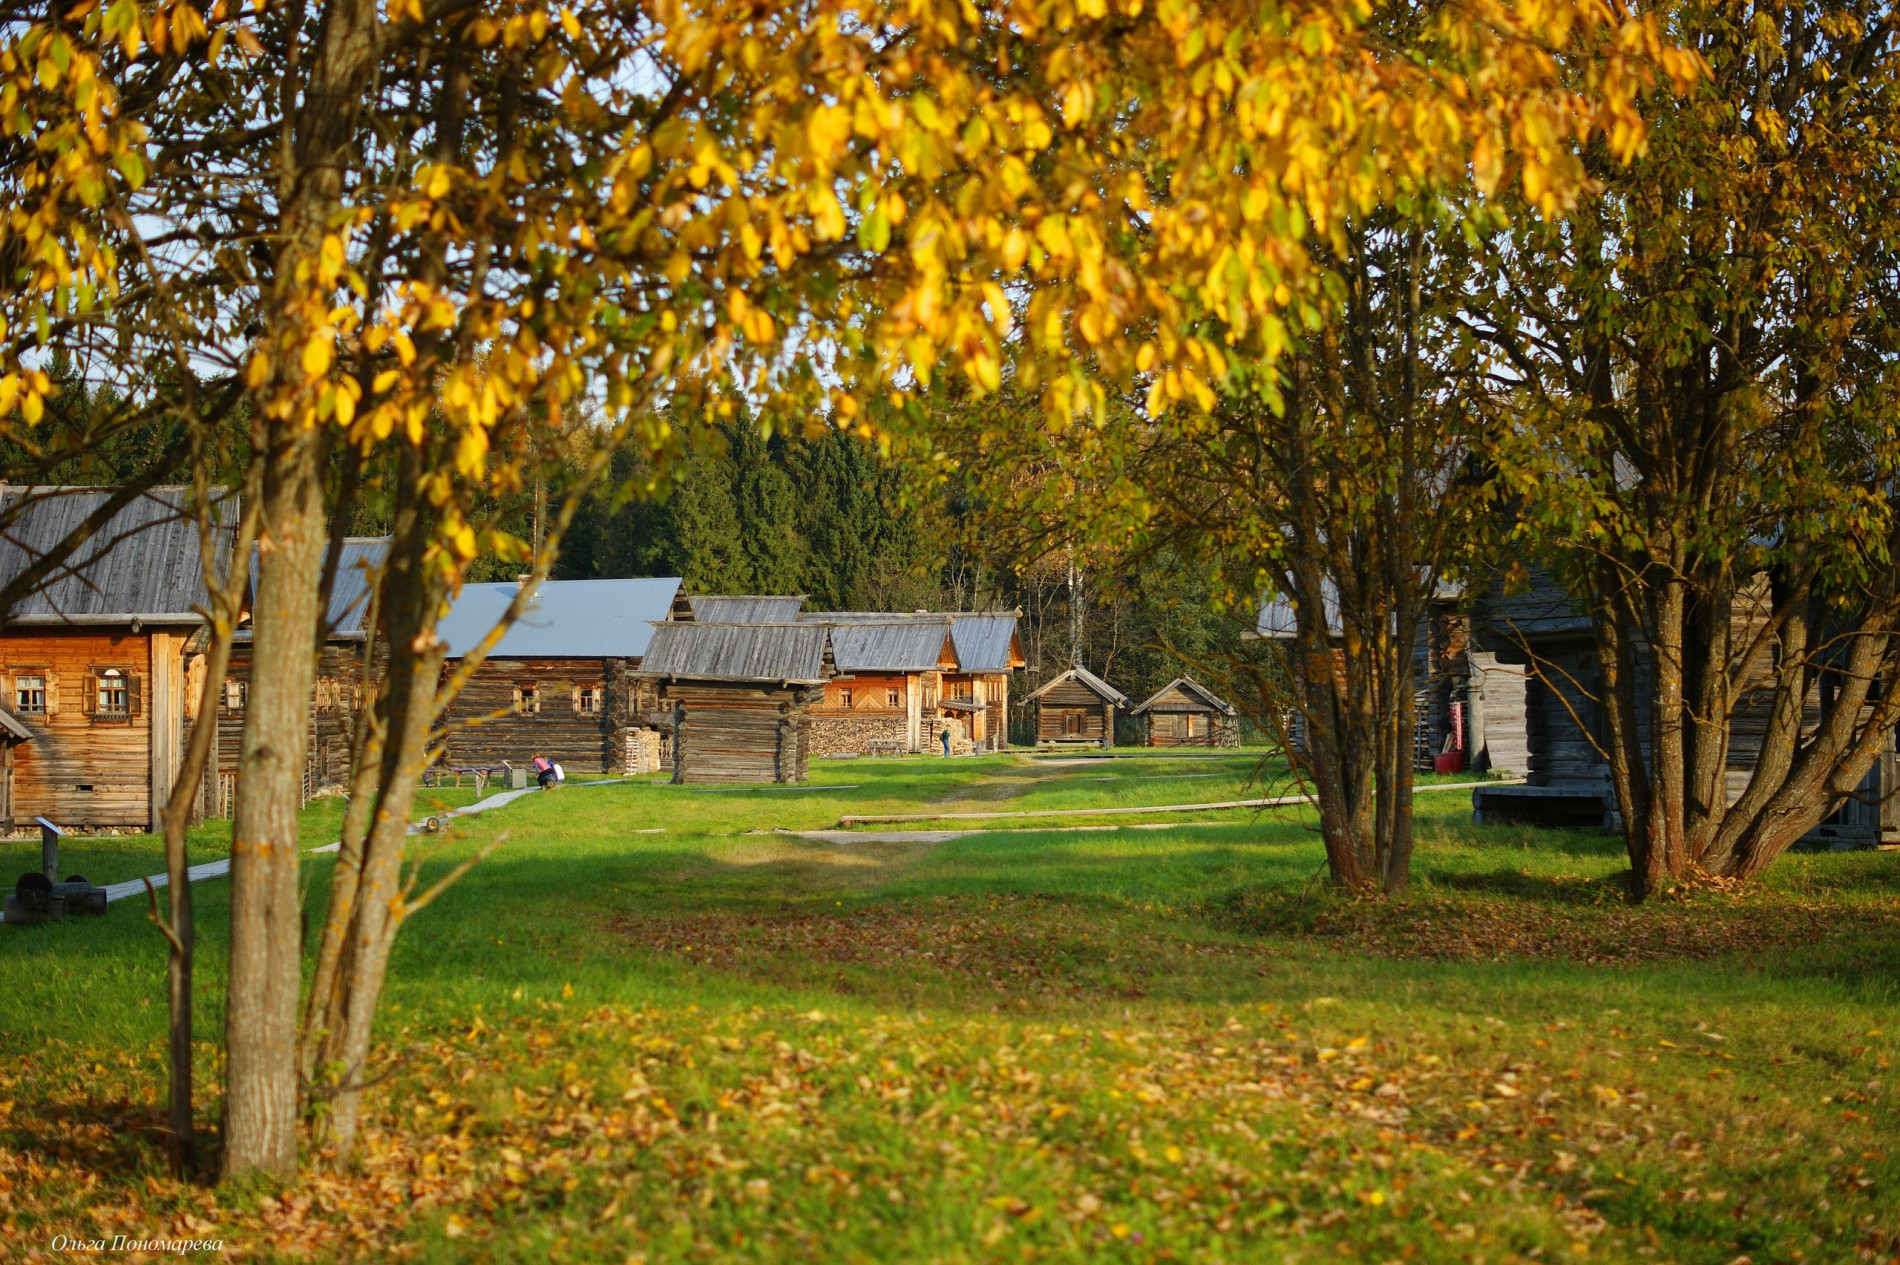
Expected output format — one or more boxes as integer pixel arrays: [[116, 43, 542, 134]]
[[2, 751, 1898, 1263]]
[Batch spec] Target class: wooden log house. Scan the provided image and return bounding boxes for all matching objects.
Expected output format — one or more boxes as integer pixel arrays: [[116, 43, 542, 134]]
[[1255, 580, 1476, 769], [1025, 666, 1129, 747], [940, 613, 1025, 753], [1130, 677, 1240, 747], [434, 576, 684, 775], [807, 617, 955, 756], [1463, 568, 1899, 845], [636, 621, 835, 783], [795, 610, 1025, 755], [0, 487, 235, 832]]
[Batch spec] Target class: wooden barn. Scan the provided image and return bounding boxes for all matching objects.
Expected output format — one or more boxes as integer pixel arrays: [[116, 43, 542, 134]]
[[433, 576, 684, 775], [1462, 568, 1900, 845], [808, 617, 955, 756], [222, 536, 385, 809], [1131, 678, 1239, 747], [0, 486, 234, 831], [636, 621, 834, 783], [1025, 666, 1129, 747]]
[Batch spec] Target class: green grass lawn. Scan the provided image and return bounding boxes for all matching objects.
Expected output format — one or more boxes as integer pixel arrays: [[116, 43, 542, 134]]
[[2, 752, 1897, 1263]]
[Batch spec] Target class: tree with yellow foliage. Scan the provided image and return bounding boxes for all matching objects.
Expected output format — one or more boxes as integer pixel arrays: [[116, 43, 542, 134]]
[[2, 0, 1689, 1175]]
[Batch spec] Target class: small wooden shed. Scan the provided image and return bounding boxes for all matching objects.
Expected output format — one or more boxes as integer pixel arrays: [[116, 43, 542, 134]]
[[636, 622, 835, 783], [1025, 666, 1129, 747], [1130, 677, 1240, 747]]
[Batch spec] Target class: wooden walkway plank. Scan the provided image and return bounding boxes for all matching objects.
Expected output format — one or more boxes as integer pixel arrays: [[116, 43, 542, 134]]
[[836, 778, 1523, 826], [100, 785, 542, 904]]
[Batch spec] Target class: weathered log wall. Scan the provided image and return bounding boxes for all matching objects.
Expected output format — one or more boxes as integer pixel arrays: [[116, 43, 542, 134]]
[[0, 628, 180, 828], [437, 656, 654, 774], [664, 682, 813, 783]]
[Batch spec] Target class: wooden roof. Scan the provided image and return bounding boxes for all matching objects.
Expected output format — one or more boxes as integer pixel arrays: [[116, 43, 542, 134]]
[[827, 618, 955, 672], [636, 621, 833, 685], [0, 486, 234, 625], [1130, 677, 1237, 716], [684, 595, 807, 623], [1024, 665, 1130, 707], [799, 608, 1024, 672]]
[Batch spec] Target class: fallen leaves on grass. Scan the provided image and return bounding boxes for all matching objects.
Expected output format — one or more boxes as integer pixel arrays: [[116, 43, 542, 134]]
[[616, 894, 1259, 1002], [9, 999, 1851, 1261], [1230, 881, 1900, 964]]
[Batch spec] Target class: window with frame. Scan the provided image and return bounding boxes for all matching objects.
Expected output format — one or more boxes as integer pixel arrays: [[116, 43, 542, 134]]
[[96, 669, 129, 716], [839, 688, 853, 709], [14, 674, 45, 714], [515, 683, 540, 714], [223, 679, 246, 711], [576, 684, 600, 715], [886, 687, 901, 708]]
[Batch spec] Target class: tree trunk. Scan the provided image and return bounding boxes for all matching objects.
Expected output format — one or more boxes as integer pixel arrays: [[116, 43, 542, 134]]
[[223, 0, 380, 1179], [222, 428, 330, 1179]]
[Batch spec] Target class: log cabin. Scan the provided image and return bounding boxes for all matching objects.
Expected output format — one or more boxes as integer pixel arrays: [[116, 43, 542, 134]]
[[636, 621, 835, 783], [221, 536, 386, 811], [1025, 666, 1129, 747], [807, 616, 955, 756], [1462, 568, 1900, 846], [0, 487, 235, 832], [1131, 677, 1240, 747], [434, 576, 684, 775], [796, 610, 1026, 755]]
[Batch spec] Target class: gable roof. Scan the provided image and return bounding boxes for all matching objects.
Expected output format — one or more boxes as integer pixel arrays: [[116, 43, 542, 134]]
[[437, 577, 683, 659], [1024, 665, 1130, 707], [799, 608, 1024, 673], [685, 595, 807, 623], [1130, 677, 1237, 716], [947, 612, 1024, 672], [827, 618, 954, 672], [636, 621, 832, 685], [0, 486, 234, 625]]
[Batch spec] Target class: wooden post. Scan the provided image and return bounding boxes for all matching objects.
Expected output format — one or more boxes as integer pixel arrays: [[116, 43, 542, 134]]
[[907, 673, 922, 752], [39, 816, 61, 881], [671, 703, 685, 784], [149, 631, 182, 834]]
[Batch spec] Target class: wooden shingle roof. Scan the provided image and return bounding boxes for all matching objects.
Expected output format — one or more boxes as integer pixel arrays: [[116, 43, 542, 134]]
[[0, 486, 233, 625], [636, 621, 833, 685], [684, 595, 807, 623], [1024, 665, 1130, 707], [827, 618, 954, 672], [1130, 677, 1237, 716]]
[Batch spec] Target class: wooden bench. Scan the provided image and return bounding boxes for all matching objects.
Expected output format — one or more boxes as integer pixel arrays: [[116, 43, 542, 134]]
[[866, 739, 907, 757]]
